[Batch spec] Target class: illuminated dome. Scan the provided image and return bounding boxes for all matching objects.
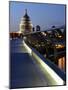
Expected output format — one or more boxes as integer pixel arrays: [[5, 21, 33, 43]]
[[20, 9, 33, 34]]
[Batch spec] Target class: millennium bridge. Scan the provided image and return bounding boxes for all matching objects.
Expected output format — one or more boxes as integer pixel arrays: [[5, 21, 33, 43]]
[[10, 27, 66, 89]]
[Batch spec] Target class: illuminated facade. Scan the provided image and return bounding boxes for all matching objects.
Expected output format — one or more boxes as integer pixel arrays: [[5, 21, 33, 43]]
[[58, 57, 65, 71], [20, 9, 33, 34]]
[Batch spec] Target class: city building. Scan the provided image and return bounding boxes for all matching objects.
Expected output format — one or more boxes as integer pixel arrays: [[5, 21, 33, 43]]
[[36, 25, 41, 31], [32, 27, 35, 32], [24, 27, 66, 72]]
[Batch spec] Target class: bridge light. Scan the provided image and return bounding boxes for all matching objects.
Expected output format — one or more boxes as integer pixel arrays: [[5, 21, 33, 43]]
[[23, 40, 32, 55], [32, 52, 64, 85]]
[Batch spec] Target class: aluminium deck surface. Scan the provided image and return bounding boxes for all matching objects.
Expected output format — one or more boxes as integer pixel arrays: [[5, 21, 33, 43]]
[[10, 39, 53, 89]]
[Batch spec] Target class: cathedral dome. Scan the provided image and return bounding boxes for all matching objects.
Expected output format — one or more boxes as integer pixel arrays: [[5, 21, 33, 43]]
[[20, 9, 33, 34]]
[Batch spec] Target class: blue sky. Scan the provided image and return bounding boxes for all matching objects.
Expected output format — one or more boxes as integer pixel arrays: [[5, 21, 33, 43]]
[[9, 1, 66, 32]]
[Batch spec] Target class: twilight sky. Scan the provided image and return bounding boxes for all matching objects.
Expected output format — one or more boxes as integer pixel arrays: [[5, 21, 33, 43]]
[[9, 1, 66, 32]]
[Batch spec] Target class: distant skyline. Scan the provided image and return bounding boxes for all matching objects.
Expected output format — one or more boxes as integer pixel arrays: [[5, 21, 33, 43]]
[[9, 1, 66, 32]]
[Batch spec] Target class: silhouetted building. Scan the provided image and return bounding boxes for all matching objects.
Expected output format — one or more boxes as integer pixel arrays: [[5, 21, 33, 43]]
[[20, 9, 33, 34], [32, 27, 35, 32], [36, 25, 41, 31], [52, 25, 56, 29]]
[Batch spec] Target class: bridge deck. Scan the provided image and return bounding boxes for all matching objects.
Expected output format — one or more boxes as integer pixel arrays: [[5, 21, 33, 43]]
[[10, 39, 51, 88], [10, 39, 63, 89]]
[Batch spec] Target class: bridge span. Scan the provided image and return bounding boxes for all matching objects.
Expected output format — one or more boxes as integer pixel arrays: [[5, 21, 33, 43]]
[[10, 39, 65, 89]]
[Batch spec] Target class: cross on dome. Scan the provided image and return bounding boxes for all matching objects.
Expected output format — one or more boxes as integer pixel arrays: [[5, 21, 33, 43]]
[[25, 9, 27, 15]]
